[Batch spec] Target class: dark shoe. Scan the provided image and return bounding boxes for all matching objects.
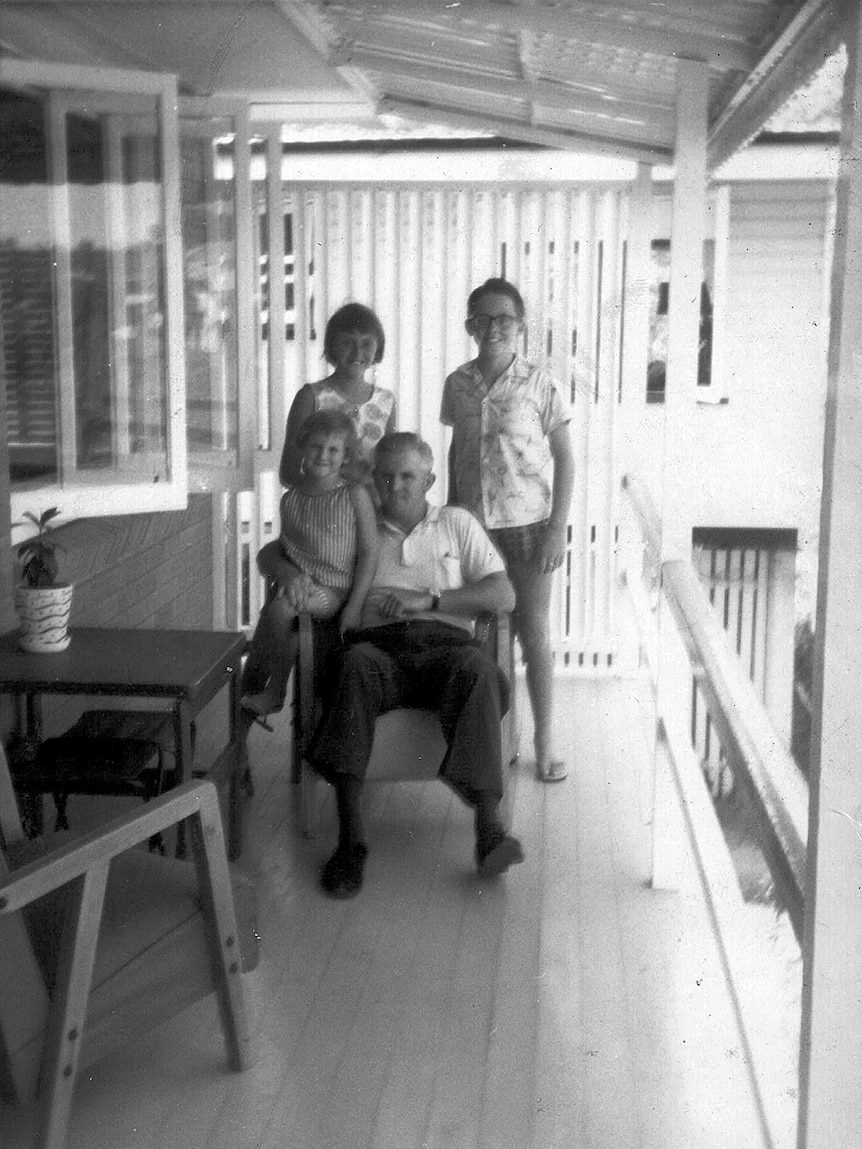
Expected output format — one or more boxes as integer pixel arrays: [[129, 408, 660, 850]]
[[476, 832, 525, 877], [320, 841, 369, 899]]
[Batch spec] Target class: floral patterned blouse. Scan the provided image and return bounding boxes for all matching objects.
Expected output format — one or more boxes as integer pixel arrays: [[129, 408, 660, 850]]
[[307, 380, 395, 487], [440, 355, 572, 530]]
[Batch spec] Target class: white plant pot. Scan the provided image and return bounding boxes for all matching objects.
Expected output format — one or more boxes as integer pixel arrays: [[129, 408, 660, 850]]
[[14, 583, 74, 653]]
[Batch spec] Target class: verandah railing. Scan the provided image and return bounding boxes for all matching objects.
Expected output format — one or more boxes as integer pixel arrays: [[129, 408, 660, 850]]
[[619, 471, 808, 1149]]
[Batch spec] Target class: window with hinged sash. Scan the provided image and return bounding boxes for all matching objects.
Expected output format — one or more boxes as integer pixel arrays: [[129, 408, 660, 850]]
[[0, 59, 188, 528]]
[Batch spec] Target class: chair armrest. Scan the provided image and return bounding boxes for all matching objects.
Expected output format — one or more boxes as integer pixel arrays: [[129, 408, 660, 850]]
[[474, 612, 495, 645], [474, 611, 512, 671], [0, 781, 223, 915]]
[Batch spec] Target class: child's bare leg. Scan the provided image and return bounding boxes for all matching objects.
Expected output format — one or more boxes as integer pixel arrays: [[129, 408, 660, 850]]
[[241, 606, 272, 696], [506, 557, 566, 782], [243, 583, 344, 717], [261, 591, 309, 710], [263, 594, 300, 707], [242, 595, 298, 715]]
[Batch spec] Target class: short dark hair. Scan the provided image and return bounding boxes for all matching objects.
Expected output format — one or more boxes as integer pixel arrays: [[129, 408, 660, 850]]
[[323, 303, 386, 365], [297, 408, 358, 457], [466, 277, 526, 321], [374, 431, 434, 471]]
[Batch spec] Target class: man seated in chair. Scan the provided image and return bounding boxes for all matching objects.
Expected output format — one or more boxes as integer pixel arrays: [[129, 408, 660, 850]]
[[275, 430, 522, 898]]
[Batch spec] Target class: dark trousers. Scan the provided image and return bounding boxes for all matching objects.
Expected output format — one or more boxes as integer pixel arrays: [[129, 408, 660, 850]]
[[309, 621, 509, 807]]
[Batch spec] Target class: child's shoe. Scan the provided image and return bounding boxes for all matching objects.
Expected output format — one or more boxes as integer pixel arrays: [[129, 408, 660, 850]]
[[241, 689, 285, 717]]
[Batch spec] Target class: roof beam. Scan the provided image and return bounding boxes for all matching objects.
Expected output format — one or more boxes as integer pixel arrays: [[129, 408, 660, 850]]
[[347, 47, 673, 126], [378, 94, 673, 164], [336, 0, 757, 69], [331, 27, 676, 102], [708, 0, 845, 169], [518, 29, 537, 85], [379, 78, 671, 149], [275, 0, 379, 105]]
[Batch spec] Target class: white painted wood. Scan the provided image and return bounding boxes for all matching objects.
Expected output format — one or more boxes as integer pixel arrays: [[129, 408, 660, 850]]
[[653, 59, 709, 888], [257, 148, 640, 184], [1, 678, 777, 1149], [657, 714, 800, 1149], [158, 77, 187, 495], [661, 59, 708, 560], [105, 115, 132, 460], [233, 104, 256, 490], [751, 546, 769, 698], [4, 61, 188, 523], [763, 547, 796, 745], [703, 183, 731, 404], [46, 92, 76, 486], [798, 4, 862, 1145], [211, 492, 228, 629], [238, 180, 631, 660], [0, 57, 177, 94], [265, 131, 285, 461]]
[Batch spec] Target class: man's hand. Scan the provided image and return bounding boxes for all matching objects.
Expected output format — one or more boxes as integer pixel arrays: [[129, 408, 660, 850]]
[[339, 601, 363, 634], [370, 586, 432, 619], [538, 520, 567, 576]]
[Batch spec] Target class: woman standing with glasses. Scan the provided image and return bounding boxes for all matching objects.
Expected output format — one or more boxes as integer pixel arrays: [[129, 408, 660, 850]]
[[440, 277, 575, 783]]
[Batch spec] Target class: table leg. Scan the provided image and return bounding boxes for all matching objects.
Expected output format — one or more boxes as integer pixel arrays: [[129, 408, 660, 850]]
[[21, 691, 45, 836], [173, 700, 194, 859], [226, 666, 242, 861], [24, 692, 43, 741]]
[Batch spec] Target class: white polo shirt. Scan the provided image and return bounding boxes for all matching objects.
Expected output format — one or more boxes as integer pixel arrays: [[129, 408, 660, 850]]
[[361, 503, 506, 634]]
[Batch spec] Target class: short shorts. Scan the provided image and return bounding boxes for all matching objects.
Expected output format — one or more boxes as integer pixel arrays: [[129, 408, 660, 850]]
[[488, 519, 549, 566]]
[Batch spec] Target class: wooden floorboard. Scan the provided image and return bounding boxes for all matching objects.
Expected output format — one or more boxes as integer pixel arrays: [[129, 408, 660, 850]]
[[1, 676, 779, 1149]]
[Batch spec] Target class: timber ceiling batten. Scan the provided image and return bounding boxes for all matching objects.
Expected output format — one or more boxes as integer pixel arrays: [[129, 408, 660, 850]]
[[290, 0, 811, 163], [0, 2, 843, 169]]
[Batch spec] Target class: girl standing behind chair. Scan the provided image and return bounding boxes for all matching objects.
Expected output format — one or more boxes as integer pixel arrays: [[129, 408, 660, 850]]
[[279, 302, 395, 492], [241, 409, 378, 718], [441, 277, 575, 784]]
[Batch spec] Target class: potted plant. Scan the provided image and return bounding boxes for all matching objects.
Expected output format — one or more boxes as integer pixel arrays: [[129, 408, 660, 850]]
[[14, 507, 74, 652]]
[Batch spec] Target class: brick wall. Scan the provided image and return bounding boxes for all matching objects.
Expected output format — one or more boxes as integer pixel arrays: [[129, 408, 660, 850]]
[[57, 495, 214, 630], [2, 495, 216, 740]]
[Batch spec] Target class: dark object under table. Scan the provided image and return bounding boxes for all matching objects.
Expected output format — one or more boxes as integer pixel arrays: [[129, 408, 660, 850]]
[[0, 627, 246, 860]]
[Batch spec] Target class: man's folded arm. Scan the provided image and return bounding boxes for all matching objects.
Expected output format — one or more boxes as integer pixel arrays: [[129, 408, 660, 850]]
[[436, 571, 515, 618]]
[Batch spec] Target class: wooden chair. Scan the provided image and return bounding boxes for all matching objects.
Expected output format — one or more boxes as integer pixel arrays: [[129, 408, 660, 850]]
[[0, 737, 258, 1149], [293, 612, 519, 837]]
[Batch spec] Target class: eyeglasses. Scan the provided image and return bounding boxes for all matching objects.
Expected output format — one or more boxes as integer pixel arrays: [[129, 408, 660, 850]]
[[469, 312, 520, 332]]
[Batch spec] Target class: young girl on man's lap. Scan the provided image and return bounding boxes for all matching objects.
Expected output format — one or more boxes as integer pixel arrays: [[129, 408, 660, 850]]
[[241, 409, 378, 718]]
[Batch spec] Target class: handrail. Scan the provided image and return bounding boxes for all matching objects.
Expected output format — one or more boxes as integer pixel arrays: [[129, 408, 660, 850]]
[[622, 472, 662, 567], [621, 472, 808, 941]]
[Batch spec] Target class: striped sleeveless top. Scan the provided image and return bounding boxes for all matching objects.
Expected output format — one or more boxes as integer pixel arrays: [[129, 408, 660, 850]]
[[279, 482, 357, 590]]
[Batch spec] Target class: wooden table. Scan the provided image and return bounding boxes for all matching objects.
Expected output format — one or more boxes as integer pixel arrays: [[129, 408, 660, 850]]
[[0, 627, 247, 859]]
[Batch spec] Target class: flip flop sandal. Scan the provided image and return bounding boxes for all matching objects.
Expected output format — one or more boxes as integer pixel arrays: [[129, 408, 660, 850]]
[[536, 759, 568, 783]]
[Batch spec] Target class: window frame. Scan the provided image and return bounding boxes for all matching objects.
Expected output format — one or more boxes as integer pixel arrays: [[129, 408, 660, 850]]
[[645, 187, 730, 405], [180, 96, 256, 494], [0, 57, 188, 527]]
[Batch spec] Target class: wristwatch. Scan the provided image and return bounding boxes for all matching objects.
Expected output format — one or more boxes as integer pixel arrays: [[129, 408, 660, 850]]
[[430, 591, 441, 612]]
